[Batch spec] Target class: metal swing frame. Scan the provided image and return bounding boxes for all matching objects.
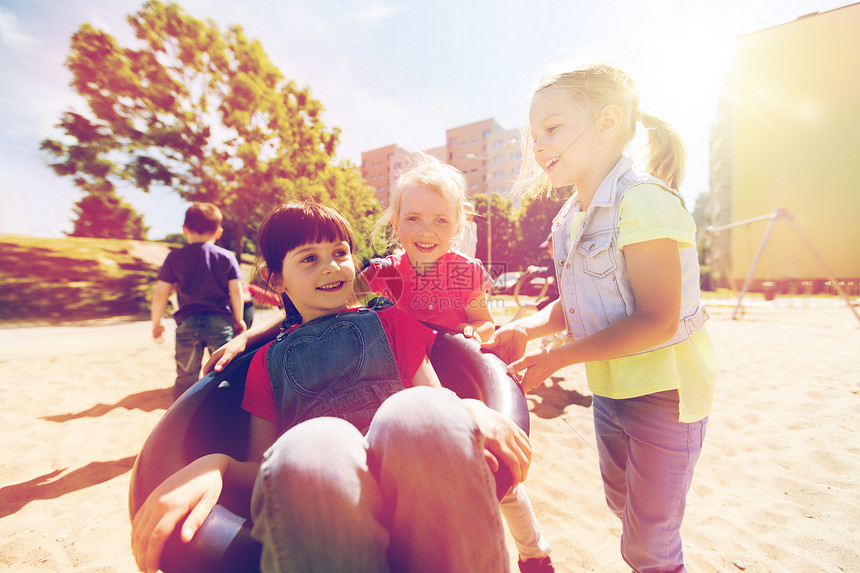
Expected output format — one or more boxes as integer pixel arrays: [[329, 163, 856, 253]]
[[705, 207, 859, 325]]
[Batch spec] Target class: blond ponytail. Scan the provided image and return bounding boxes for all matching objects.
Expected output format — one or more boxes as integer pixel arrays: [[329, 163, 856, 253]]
[[638, 112, 686, 194], [515, 63, 688, 203]]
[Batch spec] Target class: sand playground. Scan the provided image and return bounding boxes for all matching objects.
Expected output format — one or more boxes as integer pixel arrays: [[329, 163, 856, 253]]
[[1, 299, 858, 572]]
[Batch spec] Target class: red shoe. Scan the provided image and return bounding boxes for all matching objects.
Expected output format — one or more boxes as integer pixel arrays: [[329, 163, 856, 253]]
[[518, 556, 555, 573]]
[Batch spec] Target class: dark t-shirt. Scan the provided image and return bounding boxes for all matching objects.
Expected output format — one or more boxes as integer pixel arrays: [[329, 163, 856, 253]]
[[156, 242, 242, 323]]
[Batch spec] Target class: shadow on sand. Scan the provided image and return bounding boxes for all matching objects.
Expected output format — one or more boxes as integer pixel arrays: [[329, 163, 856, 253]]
[[527, 376, 593, 420], [0, 456, 137, 518], [41, 388, 173, 422]]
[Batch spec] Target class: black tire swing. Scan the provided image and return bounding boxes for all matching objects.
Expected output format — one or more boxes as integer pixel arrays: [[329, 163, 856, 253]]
[[128, 329, 529, 573]]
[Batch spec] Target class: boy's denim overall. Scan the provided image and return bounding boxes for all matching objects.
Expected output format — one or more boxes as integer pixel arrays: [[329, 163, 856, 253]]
[[551, 157, 708, 572], [266, 301, 404, 434]]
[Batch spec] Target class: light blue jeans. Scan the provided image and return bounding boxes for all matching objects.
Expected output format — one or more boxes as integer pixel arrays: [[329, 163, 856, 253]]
[[250, 386, 509, 573], [174, 313, 234, 395], [592, 390, 707, 573]]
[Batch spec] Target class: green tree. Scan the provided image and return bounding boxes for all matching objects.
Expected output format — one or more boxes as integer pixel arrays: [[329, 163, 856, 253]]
[[291, 161, 382, 264], [69, 188, 149, 240], [474, 193, 519, 277], [39, 115, 150, 240], [227, 159, 381, 269], [472, 191, 567, 274], [515, 190, 568, 269], [41, 1, 343, 255], [160, 232, 187, 244]]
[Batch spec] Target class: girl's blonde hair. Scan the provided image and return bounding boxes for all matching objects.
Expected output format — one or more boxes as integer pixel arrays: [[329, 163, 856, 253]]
[[374, 152, 470, 248], [515, 62, 686, 202]]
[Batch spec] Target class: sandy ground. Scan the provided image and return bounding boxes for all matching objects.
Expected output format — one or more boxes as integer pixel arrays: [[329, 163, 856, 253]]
[[1, 300, 858, 572]]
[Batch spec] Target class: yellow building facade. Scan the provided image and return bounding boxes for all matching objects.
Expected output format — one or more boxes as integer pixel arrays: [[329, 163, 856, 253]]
[[713, 4, 860, 293]]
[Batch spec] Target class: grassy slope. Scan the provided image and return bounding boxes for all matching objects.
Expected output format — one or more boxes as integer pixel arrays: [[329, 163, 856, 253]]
[[0, 235, 171, 323]]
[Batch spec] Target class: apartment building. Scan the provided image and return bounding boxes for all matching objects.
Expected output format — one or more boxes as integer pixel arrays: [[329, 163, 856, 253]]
[[360, 118, 523, 207], [360, 144, 408, 207], [707, 3, 860, 294]]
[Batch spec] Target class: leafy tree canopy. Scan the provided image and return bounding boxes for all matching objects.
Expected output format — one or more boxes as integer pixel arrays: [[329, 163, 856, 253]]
[[69, 189, 149, 240], [471, 189, 568, 274], [515, 190, 568, 268], [41, 1, 378, 254]]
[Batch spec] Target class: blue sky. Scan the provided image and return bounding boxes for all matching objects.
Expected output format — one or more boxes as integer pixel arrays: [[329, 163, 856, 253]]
[[0, 0, 851, 239]]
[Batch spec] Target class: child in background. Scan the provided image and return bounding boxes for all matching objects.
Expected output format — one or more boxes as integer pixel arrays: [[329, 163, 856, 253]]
[[453, 201, 479, 258], [240, 283, 255, 329], [151, 202, 246, 399], [484, 62, 716, 572], [358, 154, 554, 573], [132, 200, 530, 573]]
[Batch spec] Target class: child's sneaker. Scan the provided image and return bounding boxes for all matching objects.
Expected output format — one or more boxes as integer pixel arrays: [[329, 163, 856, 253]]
[[518, 556, 555, 573]]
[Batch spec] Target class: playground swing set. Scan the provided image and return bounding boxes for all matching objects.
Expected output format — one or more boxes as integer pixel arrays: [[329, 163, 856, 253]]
[[705, 207, 860, 326]]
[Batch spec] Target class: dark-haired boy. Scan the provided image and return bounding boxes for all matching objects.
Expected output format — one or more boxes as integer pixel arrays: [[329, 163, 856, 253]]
[[151, 202, 246, 399]]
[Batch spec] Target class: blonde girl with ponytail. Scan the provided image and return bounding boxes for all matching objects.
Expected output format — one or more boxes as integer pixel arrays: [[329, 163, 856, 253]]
[[485, 62, 715, 573]]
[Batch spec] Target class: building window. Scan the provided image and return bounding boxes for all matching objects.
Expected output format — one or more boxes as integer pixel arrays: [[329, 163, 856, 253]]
[[449, 138, 456, 146], [494, 156, 504, 164], [494, 171, 504, 179], [482, 130, 490, 138]]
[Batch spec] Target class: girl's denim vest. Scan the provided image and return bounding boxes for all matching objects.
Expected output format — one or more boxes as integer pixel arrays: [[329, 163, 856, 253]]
[[266, 298, 404, 434], [551, 157, 708, 356]]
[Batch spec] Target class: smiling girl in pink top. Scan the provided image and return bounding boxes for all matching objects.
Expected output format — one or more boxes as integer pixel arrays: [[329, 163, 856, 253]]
[[356, 153, 494, 342], [358, 153, 555, 573]]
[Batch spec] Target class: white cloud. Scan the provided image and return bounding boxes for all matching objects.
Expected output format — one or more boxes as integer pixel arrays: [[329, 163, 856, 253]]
[[349, 1, 406, 23], [0, 8, 34, 49]]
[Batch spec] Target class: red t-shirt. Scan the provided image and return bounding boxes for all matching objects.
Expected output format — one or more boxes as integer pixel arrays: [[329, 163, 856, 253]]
[[359, 251, 491, 331], [241, 305, 436, 425]]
